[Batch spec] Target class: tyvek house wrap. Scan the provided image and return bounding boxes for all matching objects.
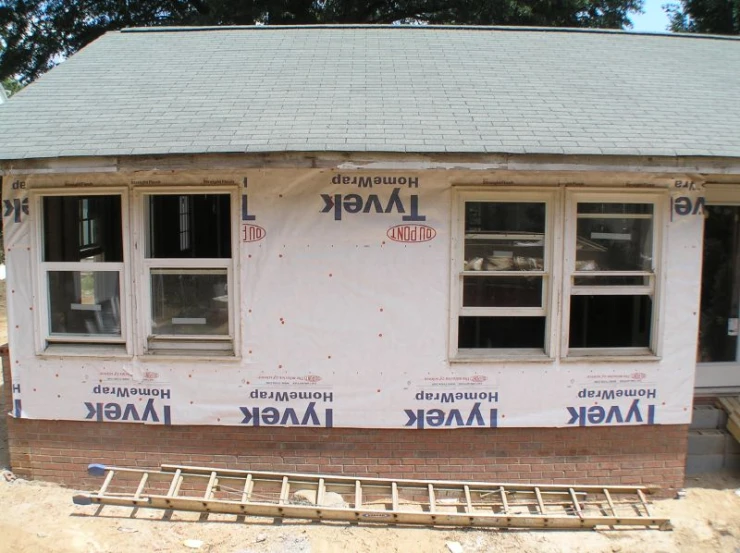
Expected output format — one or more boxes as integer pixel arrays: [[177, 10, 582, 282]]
[[2, 169, 701, 428]]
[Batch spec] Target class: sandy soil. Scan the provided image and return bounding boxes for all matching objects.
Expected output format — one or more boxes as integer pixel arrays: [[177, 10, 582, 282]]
[[1, 278, 740, 552], [0, 473, 739, 553]]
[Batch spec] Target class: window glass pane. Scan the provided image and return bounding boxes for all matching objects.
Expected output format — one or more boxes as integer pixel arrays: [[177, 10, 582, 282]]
[[463, 276, 542, 307], [147, 194, 231, 259], [464, 202, 545, 272], [48, 271, 121, 335], [458, 316, 545, 349], [151, 269, 228, 336], [43, 196, 122, 262], [576, 203, 653, 272], [569, 295, 652, 348], [698, 205, 740, 362]]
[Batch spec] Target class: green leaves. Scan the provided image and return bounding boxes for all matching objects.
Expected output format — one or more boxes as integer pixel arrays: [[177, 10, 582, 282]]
[[665, 0, 740, 34], [0, 0, 646, 84]]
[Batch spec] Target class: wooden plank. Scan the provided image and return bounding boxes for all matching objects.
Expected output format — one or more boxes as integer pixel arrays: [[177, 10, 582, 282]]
[[464, 485, 473, 514], [392, 482, 399, 512], [637, 489, 652, 517], [428, 484, 436, 514]]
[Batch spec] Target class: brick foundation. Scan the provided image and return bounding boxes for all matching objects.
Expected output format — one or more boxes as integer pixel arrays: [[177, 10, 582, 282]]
[[1, 348, 688, 495]]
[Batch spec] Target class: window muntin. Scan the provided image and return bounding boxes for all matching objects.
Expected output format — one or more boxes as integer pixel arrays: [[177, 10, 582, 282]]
[[567, 200, 657, 354], [143, 192, 234, 353], [457, 199, 550, 352], [40, 195, 124, 343]]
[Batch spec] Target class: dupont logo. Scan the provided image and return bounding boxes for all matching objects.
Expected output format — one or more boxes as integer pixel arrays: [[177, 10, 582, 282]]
[[242, 223, 266, 242], [470, 375, 487, 383], [387, 224, 436, 243], [304, 375, 322, 383], [631, 372, 647, 381]]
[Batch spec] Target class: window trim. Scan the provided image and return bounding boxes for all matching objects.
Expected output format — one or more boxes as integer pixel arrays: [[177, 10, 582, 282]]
[[31, 188, 132, 355], [133, 187, 240, 357], [449, 188, 562, 361], [561, 190, 667, 359]]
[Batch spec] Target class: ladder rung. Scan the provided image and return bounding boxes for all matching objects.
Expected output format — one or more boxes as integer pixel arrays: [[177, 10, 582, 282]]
[[166, 469, 182, 498], [534, 487, 546, 515], [242, 474, 253, 503], [279, 476, 290, 505], [355, 480, 362, 509], [134, 473, 148, 500], [428, 484, 436, 514], [204, 471, 217, 500]]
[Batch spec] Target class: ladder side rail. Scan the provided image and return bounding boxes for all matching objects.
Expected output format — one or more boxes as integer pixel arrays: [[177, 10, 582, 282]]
[[158, 464, 660, 494]]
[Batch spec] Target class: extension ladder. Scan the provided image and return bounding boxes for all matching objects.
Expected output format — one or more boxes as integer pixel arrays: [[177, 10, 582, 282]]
[[73, 464, 672, 530]]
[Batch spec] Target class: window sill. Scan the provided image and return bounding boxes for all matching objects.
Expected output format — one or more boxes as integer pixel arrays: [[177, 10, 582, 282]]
[[451, 349, 555, 364], [40, 343, 131, 358], [562, 349, 661, 363], [139, 350, 241, 362]]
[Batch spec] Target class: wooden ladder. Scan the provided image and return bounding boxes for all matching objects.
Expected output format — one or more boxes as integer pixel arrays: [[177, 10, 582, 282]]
[[73, 464, 672, 530]]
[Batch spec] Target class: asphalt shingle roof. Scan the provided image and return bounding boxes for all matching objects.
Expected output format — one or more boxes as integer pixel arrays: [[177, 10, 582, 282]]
[[0, 25, 739, 161]]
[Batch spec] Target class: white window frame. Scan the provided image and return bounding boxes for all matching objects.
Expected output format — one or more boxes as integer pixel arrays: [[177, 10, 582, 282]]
[[133, 187, 239, 357], [561, 190, 666, 359], [449, 188, 561, 361], [31, 188, 131, 354]]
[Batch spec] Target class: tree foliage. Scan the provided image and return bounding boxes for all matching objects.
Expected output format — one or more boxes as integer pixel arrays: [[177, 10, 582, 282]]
[[0, 0, 643, 84], [665, 0, 740, 34]]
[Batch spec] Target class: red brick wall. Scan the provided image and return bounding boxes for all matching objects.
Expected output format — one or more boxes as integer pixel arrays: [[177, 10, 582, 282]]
[[2, 348, 688, 495]]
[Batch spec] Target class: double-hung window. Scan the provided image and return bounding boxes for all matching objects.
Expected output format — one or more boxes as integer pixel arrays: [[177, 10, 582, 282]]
[[563, 193, 661, 357], [142, 192, 235, 355], [38, 193, 126, 348], [452, 191, 555, 358]]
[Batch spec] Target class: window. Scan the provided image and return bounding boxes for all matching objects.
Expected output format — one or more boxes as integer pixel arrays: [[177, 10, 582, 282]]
[[143, 193, 234, 355], [452, 189, 663, 361], [563, 194, 661, 357], [452, 191, 555, 357], [39, 194, 125, 345]]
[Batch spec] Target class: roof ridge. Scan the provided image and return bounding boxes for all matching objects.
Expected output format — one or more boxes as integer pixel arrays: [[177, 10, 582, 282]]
[[118, 24, 740, 42]]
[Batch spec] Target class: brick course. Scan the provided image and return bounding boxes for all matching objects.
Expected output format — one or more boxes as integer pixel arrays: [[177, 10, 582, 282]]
[[1, 347, 688, 495]]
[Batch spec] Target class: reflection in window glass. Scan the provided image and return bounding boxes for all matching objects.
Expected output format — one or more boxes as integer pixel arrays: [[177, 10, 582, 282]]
[[147, 194, 230, 259], [150, 270, 228, 336], [43, 196, 123, 262], [459, 316, 545, 349], [48, 271, 121, 336], [698, 206, 740, 362], [463, 276, 542, 308], [569, 295, 652, 348], [464, 202, 545, 271], [575, 203, 653, 272]]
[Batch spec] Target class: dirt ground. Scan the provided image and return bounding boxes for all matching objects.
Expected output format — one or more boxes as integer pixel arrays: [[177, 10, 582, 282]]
[[1, 278, 740, 553]]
